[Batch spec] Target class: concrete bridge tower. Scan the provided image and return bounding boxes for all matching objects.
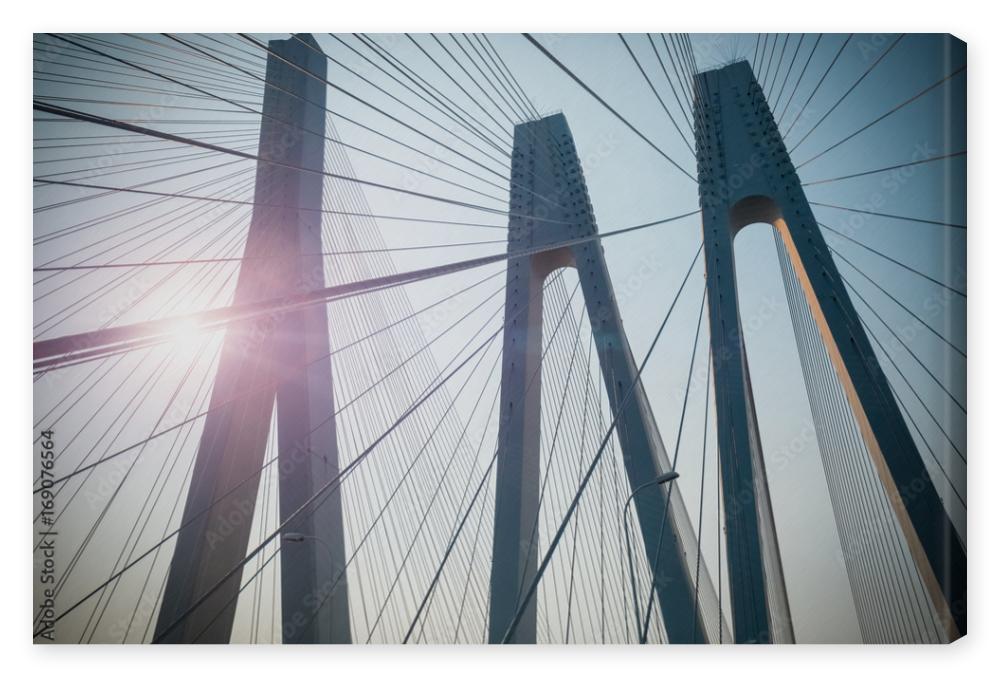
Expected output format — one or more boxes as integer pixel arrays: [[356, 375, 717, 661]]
[[155, 34, 351, 644], [693, 60, 965, 642], [488, 113, 714, 644]]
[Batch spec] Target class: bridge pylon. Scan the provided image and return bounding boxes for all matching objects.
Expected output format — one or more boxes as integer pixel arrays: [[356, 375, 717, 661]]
[[693, 60, 966, 642], [488, 113, 714, 644], [154, 34, 351, 644]]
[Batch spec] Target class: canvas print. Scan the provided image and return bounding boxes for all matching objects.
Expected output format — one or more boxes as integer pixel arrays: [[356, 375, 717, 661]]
[[32, 33, 966, 644]]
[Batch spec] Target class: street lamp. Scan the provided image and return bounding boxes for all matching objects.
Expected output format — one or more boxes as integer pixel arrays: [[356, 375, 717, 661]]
[[281, 532, 337, 637], [281, 532, 337, 571], [622, 471, 679, 644]]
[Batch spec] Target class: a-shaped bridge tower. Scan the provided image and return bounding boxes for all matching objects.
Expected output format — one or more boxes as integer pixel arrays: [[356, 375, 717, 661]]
[[693, 60, 965, 643]]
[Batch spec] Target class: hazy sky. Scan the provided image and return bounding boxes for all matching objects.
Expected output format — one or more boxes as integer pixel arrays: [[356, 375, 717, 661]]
[[32, 33, 966, 644]]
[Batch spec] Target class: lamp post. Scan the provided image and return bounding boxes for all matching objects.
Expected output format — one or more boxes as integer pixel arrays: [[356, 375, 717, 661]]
[[622, 470, 679, 644], [281, 532, 337, 637], [281, 532, 336, 562]]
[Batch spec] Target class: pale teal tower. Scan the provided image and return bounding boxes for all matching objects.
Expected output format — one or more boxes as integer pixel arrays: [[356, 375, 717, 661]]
[[693, 60, 966, 642], [488, 113, 721, 644]]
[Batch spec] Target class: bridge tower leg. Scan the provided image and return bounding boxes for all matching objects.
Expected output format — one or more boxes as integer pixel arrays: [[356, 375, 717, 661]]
[[693, 60, 965, 642], [488, 113, 709, 644], [154, 34, 351, 644]]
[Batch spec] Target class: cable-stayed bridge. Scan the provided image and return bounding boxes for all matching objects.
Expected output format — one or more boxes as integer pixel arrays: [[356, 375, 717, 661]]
[[32, 32, 966, 644]]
